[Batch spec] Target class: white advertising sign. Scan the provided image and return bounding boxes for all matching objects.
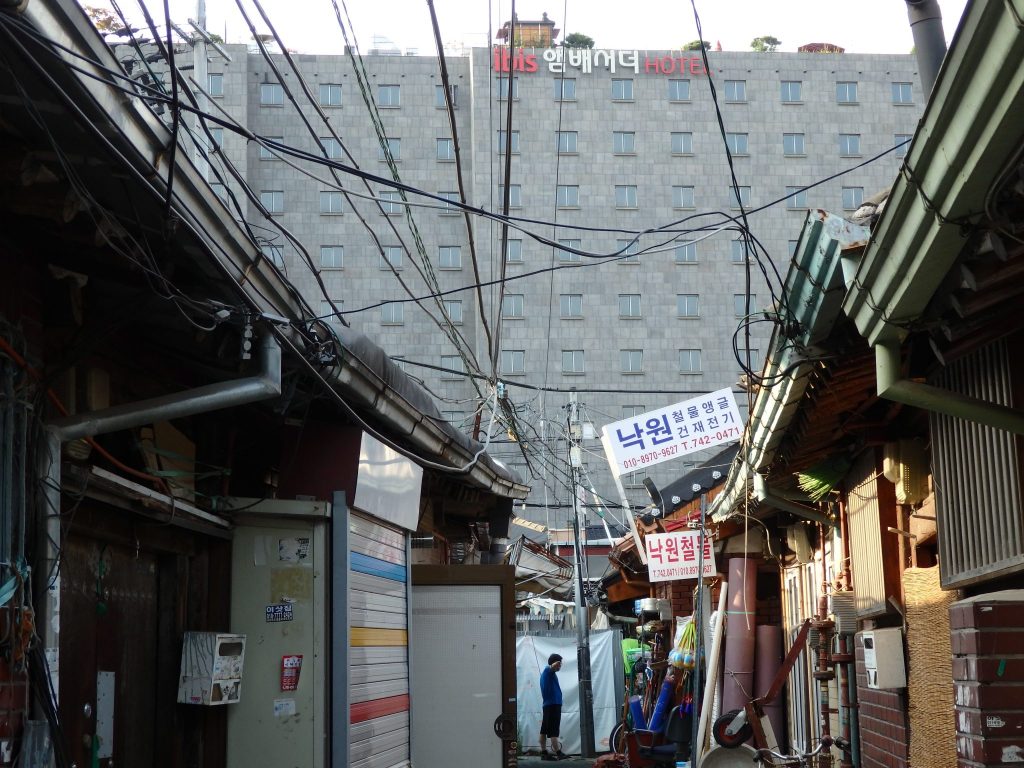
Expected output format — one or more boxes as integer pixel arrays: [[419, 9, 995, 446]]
[[645, 531, 717, 582], [601, 388, 742, 478]]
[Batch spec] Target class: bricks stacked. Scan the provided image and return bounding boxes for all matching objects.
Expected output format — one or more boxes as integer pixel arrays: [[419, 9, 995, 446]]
[[855, 634, 910, 768], [950, 594, 1024, 767]]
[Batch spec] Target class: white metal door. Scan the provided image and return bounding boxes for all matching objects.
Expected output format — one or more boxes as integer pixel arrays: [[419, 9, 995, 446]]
[[411, 584, 503, 766], [226, 500, 328, 768]]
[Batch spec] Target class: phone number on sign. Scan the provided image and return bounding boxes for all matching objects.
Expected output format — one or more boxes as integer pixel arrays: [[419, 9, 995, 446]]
[[678, 427, 741, 452], [621, 444, 679, 469]]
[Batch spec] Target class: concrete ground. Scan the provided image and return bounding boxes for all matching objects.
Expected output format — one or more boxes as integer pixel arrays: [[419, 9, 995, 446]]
[[517, 754, 600, 768]]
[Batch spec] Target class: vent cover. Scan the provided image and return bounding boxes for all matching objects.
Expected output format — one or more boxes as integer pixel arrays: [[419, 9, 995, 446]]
[[829, 592, 857, 635]]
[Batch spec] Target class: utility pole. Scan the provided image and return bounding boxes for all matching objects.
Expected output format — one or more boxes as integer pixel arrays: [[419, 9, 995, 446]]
[[193, 0, 209, 180], [567, 390, 596, 758]]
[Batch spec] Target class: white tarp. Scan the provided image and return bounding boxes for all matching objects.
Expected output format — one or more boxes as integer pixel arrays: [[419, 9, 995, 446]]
[[516, 631, 619, 755]]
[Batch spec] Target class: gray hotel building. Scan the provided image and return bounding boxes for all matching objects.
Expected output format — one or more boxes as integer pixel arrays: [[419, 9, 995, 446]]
[[196, 44, 923, 531]]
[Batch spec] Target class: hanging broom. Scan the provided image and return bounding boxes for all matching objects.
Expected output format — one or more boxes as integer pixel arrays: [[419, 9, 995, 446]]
[[796, 453, 851, 502]]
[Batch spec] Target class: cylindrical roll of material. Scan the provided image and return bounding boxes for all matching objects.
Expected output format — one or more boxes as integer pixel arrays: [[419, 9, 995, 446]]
[[755, 624, 786, 752], [647, 673, 676, 733], [629, 694, 648, 730], [721, 558, 757, 715]]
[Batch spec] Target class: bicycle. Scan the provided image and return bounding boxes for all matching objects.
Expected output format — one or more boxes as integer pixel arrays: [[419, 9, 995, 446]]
[[753, 735, 850, 767]]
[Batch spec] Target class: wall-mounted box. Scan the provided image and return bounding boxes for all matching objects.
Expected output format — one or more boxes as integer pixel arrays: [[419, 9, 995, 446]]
[[177, 632, 246, 705], [860, 628, 906, 689]]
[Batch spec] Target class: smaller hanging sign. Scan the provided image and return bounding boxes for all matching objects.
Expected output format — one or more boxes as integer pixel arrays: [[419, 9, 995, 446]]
[[645, 530, 717, 582]]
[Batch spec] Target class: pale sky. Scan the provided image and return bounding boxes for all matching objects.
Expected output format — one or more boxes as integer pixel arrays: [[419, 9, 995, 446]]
[[108, 0, 970, 56]]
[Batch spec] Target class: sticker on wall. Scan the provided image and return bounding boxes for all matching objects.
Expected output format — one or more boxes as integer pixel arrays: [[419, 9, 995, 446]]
[[280, 654, 303, 691], [265, 603, 294, 623], [278, 537, 310, 562], [273, 698, 296, 718]]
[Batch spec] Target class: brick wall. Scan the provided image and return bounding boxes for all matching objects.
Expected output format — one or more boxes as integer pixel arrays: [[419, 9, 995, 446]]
[[855, 634, 910, 768], [950, 596, 1024, 767]]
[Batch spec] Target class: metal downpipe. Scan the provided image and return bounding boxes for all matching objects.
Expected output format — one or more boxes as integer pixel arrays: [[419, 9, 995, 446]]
[[906, 0, 947, 96], [39, 333, 282, 693]]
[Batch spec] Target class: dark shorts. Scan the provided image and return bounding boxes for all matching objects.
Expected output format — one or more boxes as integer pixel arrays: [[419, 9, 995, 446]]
[[541, 705, 561, 738]]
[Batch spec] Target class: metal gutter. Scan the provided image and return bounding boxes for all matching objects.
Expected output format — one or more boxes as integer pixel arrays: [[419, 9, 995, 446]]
[[710, 212, 869, 523], [20, 0, 527, 499]]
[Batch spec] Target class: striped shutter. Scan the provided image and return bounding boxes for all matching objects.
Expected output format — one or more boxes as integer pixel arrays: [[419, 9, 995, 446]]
[[349, 511, 411, 768]]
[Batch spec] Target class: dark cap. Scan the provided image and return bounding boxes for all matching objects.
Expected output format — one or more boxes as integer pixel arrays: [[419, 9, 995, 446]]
[[548, 654, 563, 666]]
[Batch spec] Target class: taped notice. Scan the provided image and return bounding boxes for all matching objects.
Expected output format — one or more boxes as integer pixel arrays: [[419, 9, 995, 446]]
[[273, 698, 296, 717]]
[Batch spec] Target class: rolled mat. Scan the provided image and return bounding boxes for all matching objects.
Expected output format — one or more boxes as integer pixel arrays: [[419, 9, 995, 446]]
[[722, 558, 757, 715]]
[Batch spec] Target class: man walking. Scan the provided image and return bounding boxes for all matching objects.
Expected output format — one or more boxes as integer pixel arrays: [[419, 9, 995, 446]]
[[539, 653, 568, 760]]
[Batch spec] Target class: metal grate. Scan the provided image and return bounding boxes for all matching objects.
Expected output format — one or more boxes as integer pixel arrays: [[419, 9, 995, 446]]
[[930, 339, 1024, 588], [847, 450, 888, 617]]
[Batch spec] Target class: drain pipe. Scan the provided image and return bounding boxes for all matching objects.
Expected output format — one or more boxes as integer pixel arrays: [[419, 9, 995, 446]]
[[753, 474, 835, 527], [875, 340, 1024, 435], [39, 332, 282, 679], [906, 0, 946, 96]]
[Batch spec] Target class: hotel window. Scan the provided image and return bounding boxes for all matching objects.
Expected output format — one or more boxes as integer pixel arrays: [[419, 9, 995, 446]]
[[615, 185, 638, 209], [624, 470, 647, 488], [677, 294, 699, 318], [734, 294, 754, 317], [842, 186, 864, 210], [557, 239, 582, 262], [378, 84, 400, 107], [442, 410, 464, 426], [439, 192, 460, 214], [780, 80, 801, 103], [320, 300, 343, 324], [320, 137, 342, 160], [319, 83, 342, 106], [618, 294, 641, 318], [208, 127, 224, 149], [836, 81, 858, 104], [443, 300, 463, 324], [673, 185, 695, 209], [668, 79, 691, 101], [611, 78, 634, 100], [496, 76, 519, 100], [613, 131, 636, 154], [498, 184, 522, 208], [671, 132, 693, 155], [438, 246, 462, 270], [675, 241, 697, 263], [320, 246, 344, 269], [207, 73, 224, 97], [617, 239, 640, 263], [562, 350, 585, 374], [380, 246, 403, 270], [557, 131, 578, 154], [261, 244, 284, 269], [620, 349, 643, 374], [726, 132, 748, 155], [506, 239, 523, 263], [623, 405, 645, 419], [381, 303, 404, 325], [724, 80, 746, 102], [556, 185, 579, 208], [259, 137, 282, 160], [259, 83, 283, 105], [891, 82, 913, 104], [839, 133, 861, 156], [436, 138, 455, 161], [895, 133, 912, 158], [731, 240, 749, 263], [440, 355, 464, 379], [378, 137, 401, 162], [501, 294, 524, 319], [259, 190, 283, 213], [560, 294, 582, 318], [379, 191, 402, 215], [679, 349, 702, 374], [501, 350, 526, 375], [554, 78, 576, 101], [497, 130, 520, 154], [434, 83, 457, 108], [740, 349, 761, 369], [786, 187, 808, 209], [730, 185, 751, 208], [783, 133, 805, 156]]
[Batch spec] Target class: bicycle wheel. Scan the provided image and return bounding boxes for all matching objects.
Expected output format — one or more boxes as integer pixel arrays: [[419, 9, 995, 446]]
[[609, 721, 627, 754], [713, 709, 753, 748]]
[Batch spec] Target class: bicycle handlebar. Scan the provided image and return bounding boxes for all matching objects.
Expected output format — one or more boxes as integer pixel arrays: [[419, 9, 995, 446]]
[[754, 736, 850, 764]]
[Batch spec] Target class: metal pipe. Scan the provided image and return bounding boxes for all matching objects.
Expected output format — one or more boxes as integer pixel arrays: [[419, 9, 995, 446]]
[[39, 333, 283, 701], [906, 0, 947, 97]]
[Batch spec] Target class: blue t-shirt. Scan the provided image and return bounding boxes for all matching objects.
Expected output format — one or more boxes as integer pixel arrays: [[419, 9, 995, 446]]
[[540, 665, 562, 706]]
